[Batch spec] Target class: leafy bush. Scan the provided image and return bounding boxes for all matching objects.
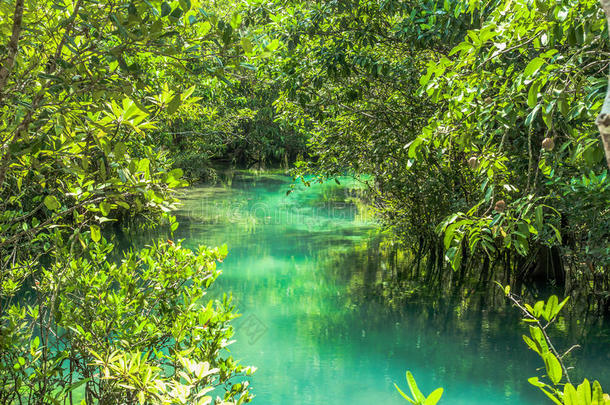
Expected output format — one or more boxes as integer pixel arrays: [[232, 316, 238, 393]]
[[266, 0, 610, 292], [0, 238, 253, 404], [0, 2, 260, 402]]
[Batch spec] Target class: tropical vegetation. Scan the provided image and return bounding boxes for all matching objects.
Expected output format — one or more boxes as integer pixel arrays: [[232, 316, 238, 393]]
[[0, 0, 608, 403]]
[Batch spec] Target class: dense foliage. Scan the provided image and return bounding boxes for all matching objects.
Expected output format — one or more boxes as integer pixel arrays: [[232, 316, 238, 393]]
[[1, 0, 609, 403], [0, 0, 256, 402], [254, 0, 610, 303], [3, 239, 253, 403], [147, 3, 309, 181], [154, 74, 307, 181]]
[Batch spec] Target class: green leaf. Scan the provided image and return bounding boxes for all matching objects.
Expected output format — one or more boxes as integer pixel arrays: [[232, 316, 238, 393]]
[[564, 383, 579, 405], [558, 94, 569, 117], [529, 326, 548, 354], [160, 2, 171, 17], [544, 352, 562, 385], [266, 39, 280, 52], [63, 378, 91, 395], [539, 386, 564, 405], [44, 195, 61, 212], [528, 82, 540, 108], [90, 225, 101, 243], [170, 7, 183, 19], [576, 379, 591, 405], [554, 5, 569, 22], [182, 85, 196, 100], [38, 73, 63, 82], [535, 206, 543, 229], [443, 223, 459, 250], [100, 202, 111, 217], [241, 37, 253, 54], [523, 335, 541, 355], [544, 295, 558, 321], [167, 94, 181, 115], [449, 41, 474, 56], [548, 224, 562, 243], [406, 137, 423, 159], [528, 376, 546, 388], [555, 296, 570, 317], [533, 301, 545, 317], [116, 201, 130, 210], [524, 57, 545, 77], [137, 158, 150, 175], [200, 21, 211, 36], [168, 168, 184, 179], [178, 0, 191, 11], [542, 99, 555, 129], [230, 12, 242, 29], [394, 383, 416, 404], [424, 388, 443, 405], [525, 104, 541, 127], [406, 371, 426, 403], [114, 142, 127, 160], [592, 380, 604, 403]]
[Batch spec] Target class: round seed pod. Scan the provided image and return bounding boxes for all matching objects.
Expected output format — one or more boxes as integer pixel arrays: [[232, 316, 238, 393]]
[[542, 137, 555, 151], [494, 200, 507, 213], [468, 157, 479, 169]]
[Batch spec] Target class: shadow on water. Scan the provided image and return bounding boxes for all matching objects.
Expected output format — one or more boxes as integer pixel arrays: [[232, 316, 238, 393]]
[[124, 170, 609, 405]]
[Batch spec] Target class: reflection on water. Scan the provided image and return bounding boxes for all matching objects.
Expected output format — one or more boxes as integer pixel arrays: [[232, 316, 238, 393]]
[[151, 171, 608, 405]]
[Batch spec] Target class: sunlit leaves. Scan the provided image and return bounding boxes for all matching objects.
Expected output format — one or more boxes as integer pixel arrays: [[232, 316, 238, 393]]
[[416, 0, 609, 269], [241, 37, 253, 54], [524, 57, 546, 78], [90, 224, 101, 242], [98, 98, 155, 134], [395, 371, 443, 405], [504, 292, 610, 404], [543, 352, 562, 385], [43, 195, 61, 212], [48, 240, 253, 402], [167, 94, 182, 115], [0, 2, 254, 402]]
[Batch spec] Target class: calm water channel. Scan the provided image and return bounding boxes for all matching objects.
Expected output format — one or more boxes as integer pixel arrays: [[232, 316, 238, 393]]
[[163, 171, 609, 405]]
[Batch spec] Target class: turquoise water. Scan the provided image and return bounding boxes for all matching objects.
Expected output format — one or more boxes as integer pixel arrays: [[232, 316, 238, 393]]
[[168, 172, 609, 405]]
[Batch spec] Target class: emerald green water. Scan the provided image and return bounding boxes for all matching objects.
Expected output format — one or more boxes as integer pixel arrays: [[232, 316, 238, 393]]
[[167, 172, 609, 405]]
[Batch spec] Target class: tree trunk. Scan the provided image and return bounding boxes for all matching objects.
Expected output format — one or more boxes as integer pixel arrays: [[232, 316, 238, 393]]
[[0, 0, 24, 95]]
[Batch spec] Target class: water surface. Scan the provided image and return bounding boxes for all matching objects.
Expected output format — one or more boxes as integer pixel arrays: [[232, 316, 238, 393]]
[[169, 171, 608, 405]]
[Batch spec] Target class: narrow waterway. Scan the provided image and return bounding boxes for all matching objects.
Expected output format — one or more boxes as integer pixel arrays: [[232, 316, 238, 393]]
[[164, 171, 609, 405]]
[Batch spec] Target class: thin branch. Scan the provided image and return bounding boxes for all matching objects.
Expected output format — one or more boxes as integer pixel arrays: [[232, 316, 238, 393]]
[[506, 292, 573, 384]]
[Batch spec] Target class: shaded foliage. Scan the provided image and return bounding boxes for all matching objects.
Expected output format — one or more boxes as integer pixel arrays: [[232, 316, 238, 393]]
[[254, 0, 609, 301]]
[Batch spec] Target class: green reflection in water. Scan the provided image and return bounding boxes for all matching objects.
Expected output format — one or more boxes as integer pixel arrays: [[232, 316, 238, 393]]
[[164, 171, 607, 405]]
